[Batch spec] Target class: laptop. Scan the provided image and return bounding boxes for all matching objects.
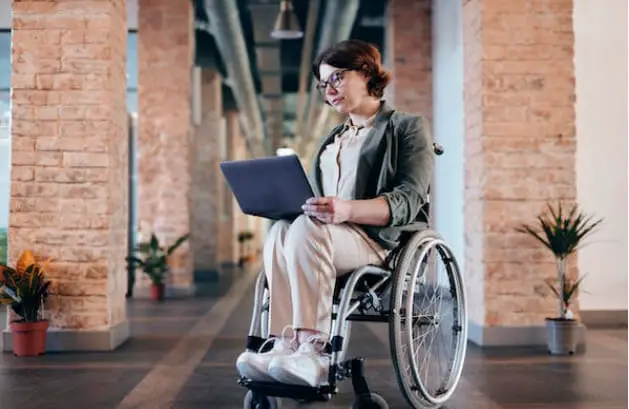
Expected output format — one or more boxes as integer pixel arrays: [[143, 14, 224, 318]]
[[220, 155, 316, 221]]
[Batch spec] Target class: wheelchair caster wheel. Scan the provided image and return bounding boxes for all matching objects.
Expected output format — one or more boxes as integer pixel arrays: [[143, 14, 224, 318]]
[[351, 393, 389, 409], [243, 390, 279, 409]]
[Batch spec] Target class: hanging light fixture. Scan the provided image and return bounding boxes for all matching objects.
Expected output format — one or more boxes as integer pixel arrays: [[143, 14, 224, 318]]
[[271, 0, 303, 40]]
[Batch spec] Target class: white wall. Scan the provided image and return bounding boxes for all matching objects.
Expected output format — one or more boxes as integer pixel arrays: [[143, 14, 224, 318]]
[[431, 0, 465, 274], [574, 0, 628, 311], [0, 0, 9, 28]]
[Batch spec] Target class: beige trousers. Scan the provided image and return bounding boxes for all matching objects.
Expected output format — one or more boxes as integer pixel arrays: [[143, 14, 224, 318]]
[[263, 215, 387, 337]]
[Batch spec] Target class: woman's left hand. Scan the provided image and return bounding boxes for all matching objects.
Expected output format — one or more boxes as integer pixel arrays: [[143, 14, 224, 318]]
[[302, 197, 352, 224]]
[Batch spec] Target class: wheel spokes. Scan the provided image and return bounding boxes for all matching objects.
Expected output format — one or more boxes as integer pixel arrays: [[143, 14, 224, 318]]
[[402, 242, 464, 404]]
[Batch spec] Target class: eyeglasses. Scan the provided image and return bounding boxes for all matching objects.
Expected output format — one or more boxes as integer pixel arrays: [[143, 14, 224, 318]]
[[316, 69, 348, 95]]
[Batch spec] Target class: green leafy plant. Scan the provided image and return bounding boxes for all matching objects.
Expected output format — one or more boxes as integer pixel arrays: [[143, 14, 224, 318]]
[[0, 228, 7, 265], [237, 231, 254, 242], [237, 230, 255, 266], [516, 202, 602, 319], [126, 233, 189, 285], [0, 250, 51, 323]]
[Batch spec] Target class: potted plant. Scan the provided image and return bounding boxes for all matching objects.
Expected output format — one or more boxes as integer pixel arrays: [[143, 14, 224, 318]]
[[0, 250, 51, 356], [126, 232, 189, 302], [516, 202, 602, 355]]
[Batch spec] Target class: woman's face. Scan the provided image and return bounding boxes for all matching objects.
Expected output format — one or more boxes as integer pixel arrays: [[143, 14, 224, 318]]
[[317, 64, 370, 113]]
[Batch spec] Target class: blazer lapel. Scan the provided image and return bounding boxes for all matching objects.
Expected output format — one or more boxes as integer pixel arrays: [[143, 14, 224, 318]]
[[309, 123, 344, 197], [354, 102, 395, 199]]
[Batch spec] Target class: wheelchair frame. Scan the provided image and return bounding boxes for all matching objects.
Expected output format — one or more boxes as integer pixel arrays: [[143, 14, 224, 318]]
[[238, 143, 468, 409]]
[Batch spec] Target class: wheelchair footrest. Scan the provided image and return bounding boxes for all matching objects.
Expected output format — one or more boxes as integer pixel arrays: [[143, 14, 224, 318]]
[[238, 378, 337, 402]]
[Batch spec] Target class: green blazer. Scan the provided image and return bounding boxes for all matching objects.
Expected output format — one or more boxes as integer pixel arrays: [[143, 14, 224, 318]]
[[309, 101, 435, 251]]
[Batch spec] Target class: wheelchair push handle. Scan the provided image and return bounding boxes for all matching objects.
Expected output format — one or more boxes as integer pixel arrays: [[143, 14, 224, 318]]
[[433, 142, 444, 156]]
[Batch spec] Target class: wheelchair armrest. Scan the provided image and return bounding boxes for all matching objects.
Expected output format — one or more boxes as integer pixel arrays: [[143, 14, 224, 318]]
[[399, 221, 428, 232]]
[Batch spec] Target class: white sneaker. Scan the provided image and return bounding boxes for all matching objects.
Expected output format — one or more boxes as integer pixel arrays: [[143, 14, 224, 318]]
[[268, 339, 330, 387], [236, 337, 296, 382]]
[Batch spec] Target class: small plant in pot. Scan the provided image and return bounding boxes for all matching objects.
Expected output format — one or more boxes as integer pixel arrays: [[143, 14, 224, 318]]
[[0, 250, 51, 356], [126, 232, 189, 302], [516, 202, 602, 355], [237, 230, 255, 266]]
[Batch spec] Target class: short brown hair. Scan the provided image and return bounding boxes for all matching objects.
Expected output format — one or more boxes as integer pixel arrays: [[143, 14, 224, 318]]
[[312, 39, 391, 98]]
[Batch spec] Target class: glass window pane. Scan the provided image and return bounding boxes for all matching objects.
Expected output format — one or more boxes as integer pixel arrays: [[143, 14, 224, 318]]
[[0, 89, 8, 265], [127, 32, 137, 91], [0, 30, 9, 264], [0, 31, 9, 90]]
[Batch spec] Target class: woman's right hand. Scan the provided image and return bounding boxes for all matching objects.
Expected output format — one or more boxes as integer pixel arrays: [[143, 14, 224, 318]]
[[302, 197, 352, 224]]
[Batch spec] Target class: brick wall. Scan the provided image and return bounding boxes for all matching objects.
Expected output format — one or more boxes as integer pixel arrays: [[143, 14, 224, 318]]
[[10, 0, 128, 330], [190, 70, 222, 273], [388, 0, 432, 120], [219, 110, 239, 266], [462, 0, 485, 327], [137, 0, 194, 288], [231, 131, 249, 263], [463, 0, 578, 326]]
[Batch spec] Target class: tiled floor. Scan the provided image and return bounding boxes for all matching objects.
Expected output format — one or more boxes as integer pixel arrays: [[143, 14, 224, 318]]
[[0, 267, 626, 409]]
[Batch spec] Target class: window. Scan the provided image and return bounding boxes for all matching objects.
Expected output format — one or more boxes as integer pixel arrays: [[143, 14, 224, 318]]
[[126, 31, 138, 113], [0, 30, 10, 265]]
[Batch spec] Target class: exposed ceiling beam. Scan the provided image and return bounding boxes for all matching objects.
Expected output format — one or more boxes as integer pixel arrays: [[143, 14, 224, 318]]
[[299, 0, 360, 159], [204, 0, 267, 157], [249, 2, 284, 154], [294, 0, 321, 143]]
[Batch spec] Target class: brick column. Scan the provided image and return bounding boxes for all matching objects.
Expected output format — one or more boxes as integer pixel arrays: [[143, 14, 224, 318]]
[[462, 0, 579, 346], [219, 110, 239, 267], [388, 0, 435, 228], [232, 131, 248, 265], [388, 0, 432, 119], [190, 70, 223, 284], [5, 0, 129, 351], [137, 0, 194, 294]]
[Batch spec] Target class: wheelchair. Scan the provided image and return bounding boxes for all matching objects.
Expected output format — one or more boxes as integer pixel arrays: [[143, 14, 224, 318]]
[[238, 143, 468, 409]]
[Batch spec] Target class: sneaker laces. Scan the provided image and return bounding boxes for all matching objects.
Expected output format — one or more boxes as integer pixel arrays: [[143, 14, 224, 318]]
[[257, 324, 297, 353], [297, 333, 329, 356]]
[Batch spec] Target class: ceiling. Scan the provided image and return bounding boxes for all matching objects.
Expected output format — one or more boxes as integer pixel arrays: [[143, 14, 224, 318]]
[[193, 0, 388, 155]]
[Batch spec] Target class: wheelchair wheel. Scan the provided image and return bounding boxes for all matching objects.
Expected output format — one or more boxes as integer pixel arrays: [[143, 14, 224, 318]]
[[351, 393, 389, 409], [243, 390, 279, 409], [389, 230, 467, 408], [261, 286, 270, 339]]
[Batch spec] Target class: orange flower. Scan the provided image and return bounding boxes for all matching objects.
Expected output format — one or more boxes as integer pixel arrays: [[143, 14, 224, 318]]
[[16, 250, 37, 276]]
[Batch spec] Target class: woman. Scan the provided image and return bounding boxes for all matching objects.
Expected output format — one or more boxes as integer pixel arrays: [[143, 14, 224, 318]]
[[236, 39, 434, 387]]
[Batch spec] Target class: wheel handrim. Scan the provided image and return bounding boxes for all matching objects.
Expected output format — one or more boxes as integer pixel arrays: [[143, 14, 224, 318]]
[[390, 233, 468, 408]]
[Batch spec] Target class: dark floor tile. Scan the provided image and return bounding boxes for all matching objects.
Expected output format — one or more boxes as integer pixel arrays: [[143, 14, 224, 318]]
[[127, 297, 217, 318], [0, 368, 148, 409], [467, 357, 627, 407]]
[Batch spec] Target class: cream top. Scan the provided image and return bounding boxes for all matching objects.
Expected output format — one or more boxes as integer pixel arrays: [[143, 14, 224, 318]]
[[318, 117, 376, 200]]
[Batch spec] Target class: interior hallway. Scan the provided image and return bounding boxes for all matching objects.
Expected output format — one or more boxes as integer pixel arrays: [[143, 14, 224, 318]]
[[0, 266, 626, 409]]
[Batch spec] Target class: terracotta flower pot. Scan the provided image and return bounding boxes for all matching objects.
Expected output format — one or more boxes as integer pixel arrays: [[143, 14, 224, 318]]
[[150, 282, 165, 302], [10, 320, 49, 357]]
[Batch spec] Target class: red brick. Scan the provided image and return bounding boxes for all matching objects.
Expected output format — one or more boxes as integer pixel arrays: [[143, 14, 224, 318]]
[[35, 151, 62, 166], [60, 106, 87, 120], [10, 167, 35, 182], [388, 0, 432, 119], [63, 152, 109, 168], [11, 197, 58, 213]]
